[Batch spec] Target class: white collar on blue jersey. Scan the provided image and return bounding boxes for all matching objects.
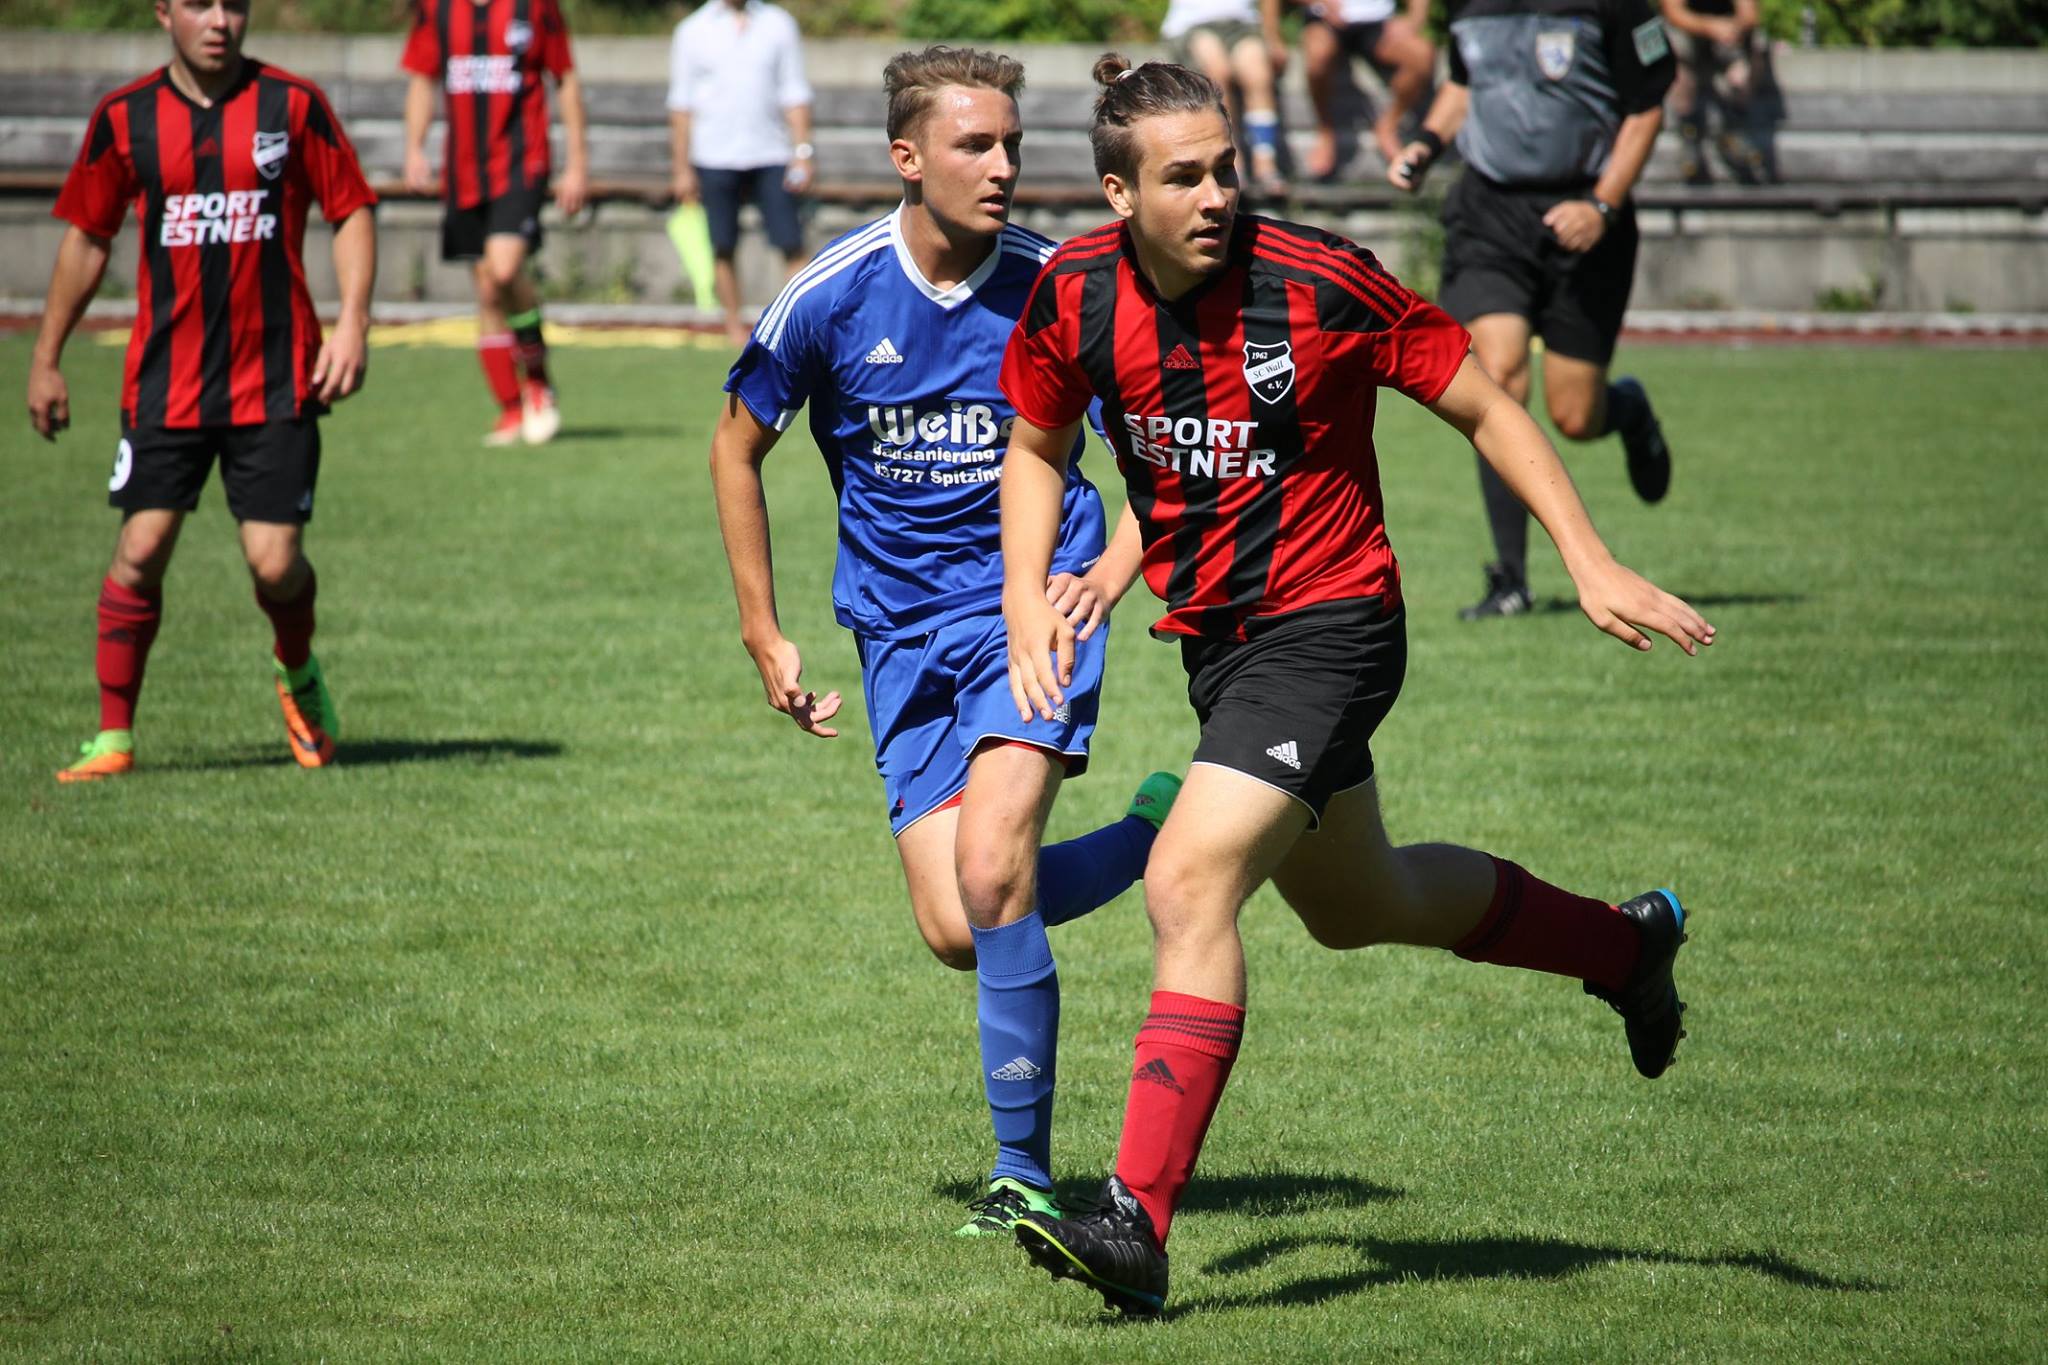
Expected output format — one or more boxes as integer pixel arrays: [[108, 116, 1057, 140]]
[[888, 204, 1005, 310]]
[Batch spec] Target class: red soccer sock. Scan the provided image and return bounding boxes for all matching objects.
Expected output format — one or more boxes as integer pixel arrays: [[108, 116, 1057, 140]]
[[95, 576, 162, 732], [478, 332, 521, 411], [1453, 856, 1642, 992], [256, 568, 317, 670], [1112, 991, 1245, 1248]]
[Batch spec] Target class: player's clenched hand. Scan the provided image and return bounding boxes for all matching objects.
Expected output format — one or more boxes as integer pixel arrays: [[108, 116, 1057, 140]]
[[1045, 570, 1111, 642], [1570, 557, 1716, 656], [1005, 591, 1073, 724], [27, 359, 70, 441], [311, 315, 369, 403], [748, 632, 841, 738]]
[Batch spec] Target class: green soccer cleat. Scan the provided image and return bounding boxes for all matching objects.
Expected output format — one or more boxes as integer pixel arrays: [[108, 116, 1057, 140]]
[[55, 728, 136, 783], [955, 1177, 1060, 1238], [1124, 771, 1182, 832], [273, 653, 339, 768]]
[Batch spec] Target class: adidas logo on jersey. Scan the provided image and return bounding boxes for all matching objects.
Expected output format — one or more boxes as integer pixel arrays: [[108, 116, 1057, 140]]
[[1163, 343, 1199, 370], [863, 337, 906, 364], [1266, 740, 1302, 770], [990, 1056, 1043, 1082]]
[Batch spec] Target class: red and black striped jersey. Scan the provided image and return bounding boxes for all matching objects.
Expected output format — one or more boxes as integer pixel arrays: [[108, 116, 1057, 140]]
[[1001, 216, 1471, 642], [402, 0, 573, 208], [53, 61, 376, 430]]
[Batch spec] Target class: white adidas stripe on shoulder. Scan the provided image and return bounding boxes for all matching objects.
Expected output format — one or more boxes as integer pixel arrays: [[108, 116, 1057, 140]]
[[755, 219, 894, 348], [1000, 224, 1058, 263]]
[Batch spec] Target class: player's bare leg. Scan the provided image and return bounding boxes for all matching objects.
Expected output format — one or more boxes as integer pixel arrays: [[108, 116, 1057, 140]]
[[1273, 779, 1688, 1079], [1017, 764, 1295, 1312], [242, 519, 336, 767], [58, 509, 184, 782], [894, 807, 976, 971]]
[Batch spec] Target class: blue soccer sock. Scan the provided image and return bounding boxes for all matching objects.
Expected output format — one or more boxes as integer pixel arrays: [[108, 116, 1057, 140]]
[[1245, 109, 1281, 158], [972, 912, 1060, 1190], [1035, 816, 1155, 928]]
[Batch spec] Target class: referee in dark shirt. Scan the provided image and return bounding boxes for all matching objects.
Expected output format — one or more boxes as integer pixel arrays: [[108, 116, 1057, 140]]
[[1392, 0, 1677, 619]]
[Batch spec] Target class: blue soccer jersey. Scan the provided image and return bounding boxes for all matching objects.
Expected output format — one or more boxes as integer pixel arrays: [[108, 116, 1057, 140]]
[[726, 208, 1107, 641]]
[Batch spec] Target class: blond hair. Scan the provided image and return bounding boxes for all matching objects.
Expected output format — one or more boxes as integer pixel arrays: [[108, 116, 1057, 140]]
[[883, 45, 1027, 142]]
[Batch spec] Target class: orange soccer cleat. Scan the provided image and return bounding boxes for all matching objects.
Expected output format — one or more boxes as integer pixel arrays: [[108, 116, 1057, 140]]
[[55, 729, 136, 783], [273, 654, 338, 768]]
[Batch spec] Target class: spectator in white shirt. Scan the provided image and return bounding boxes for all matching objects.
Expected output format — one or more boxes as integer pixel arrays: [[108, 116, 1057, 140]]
[[668, 0, 815, 344]]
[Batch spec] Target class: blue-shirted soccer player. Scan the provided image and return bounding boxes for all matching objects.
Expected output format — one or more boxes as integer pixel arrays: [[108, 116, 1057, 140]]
[[708, 46, 1177, 1236]]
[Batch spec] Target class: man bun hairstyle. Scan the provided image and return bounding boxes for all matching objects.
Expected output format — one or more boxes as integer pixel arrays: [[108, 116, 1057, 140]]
[[1089, 53, 1223, 180], [884, 45, 1027, 143]]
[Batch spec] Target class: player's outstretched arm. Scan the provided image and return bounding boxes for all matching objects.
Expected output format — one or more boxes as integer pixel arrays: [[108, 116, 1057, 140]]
[[312, 206, 376, 403], [709, 393, 841, 738], [1427, 354, 1716, 654], [1000, 415, 1085, 722], [27, 226, 111, 442]]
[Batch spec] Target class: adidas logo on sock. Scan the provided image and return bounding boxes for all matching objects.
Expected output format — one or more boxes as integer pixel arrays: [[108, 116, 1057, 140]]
[[1132, 1058, 1184, 1094], [1163, 343, 1198, 370], [863, 337, 905, 364], [1266, 739, 1301, 770], [991, 1056, 1042, 1082]]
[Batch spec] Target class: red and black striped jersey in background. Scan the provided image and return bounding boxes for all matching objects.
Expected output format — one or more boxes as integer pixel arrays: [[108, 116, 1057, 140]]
[[1001, 217, 1472, 642], [402, 0, 573, 208], [53, 61, 376, 430]]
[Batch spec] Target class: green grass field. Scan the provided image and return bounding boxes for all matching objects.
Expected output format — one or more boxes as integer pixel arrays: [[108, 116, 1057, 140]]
[[2, 333, 2042, 1361]]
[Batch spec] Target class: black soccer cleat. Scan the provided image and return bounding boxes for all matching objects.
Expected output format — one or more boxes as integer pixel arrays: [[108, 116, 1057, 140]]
[[1613, 376, 1672, 504], [1014, 1174, 1169, 1317], [1586, 889, 1690, 1079], [1458, 563, 1533, 621]]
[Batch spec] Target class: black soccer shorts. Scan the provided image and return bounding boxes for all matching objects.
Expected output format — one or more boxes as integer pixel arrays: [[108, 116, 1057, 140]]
[[1179, 597, 1407, 828], [1439, 169, 1640, 367], [441, 186, 546, 262], [109, 415, 322, 524]]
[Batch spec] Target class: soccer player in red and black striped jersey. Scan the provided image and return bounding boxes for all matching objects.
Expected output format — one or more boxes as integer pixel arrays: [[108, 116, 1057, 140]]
[[995, 57, 1716, 1316], [402, 0, 588, 446], [27, 0, 377, 784]]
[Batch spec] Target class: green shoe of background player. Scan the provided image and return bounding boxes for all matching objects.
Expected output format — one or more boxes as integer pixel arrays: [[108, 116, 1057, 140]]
[[954, 1177, 1060, 1238], [1124, 771, 1182, 831], [273, 654, 339, 768]]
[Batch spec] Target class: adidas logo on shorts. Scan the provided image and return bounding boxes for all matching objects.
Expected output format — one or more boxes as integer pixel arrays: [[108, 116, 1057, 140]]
[[863, 337, 905, 364], [990, 1056, 1042, 1082], [1266, 739, 1302, 770]]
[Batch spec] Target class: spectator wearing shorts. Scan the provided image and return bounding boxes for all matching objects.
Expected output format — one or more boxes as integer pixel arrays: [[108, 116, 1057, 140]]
[[1299, 0, 1439, 172], [1162, 0, 1292, 197], [669, 0, 815, 346], [1392, 0, 1679, 620]]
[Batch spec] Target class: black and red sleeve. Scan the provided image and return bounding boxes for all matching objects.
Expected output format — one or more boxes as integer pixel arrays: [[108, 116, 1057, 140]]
[[52, 97, 134, 239], [296, 83, 378, 223], [1001, 266, 1097, 433], [400, 0, 445, 77]]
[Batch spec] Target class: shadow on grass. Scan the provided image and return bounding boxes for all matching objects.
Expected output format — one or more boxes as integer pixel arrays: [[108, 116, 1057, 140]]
[[164, 737, 564, 770], [553, 424, 677, 441], [935, 1171, 1400, 1220], [1178, 1232, 1879, 1314]]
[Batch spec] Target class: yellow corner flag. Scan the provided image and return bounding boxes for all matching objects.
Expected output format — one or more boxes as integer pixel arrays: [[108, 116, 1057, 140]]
[[666, 204, 719, 314]]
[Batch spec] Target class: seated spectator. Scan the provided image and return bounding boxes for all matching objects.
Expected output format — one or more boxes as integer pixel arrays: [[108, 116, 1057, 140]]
[[1297, 0, 1437, 175], [1660, 0, 1773, 184], [1163, 0, 1292, 196]]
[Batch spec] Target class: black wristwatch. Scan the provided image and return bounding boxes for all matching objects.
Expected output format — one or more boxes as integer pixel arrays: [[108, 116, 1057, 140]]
[[1589, 197, 1616, 223]]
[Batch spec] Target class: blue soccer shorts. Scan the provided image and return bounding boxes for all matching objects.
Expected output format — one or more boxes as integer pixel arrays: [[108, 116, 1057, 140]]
[[856, 609, 1105, 837]]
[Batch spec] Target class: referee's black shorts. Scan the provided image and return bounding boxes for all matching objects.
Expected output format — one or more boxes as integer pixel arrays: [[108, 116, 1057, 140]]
[[1438, 169, 1640, 366], [1180, 598, 1407, 829]]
